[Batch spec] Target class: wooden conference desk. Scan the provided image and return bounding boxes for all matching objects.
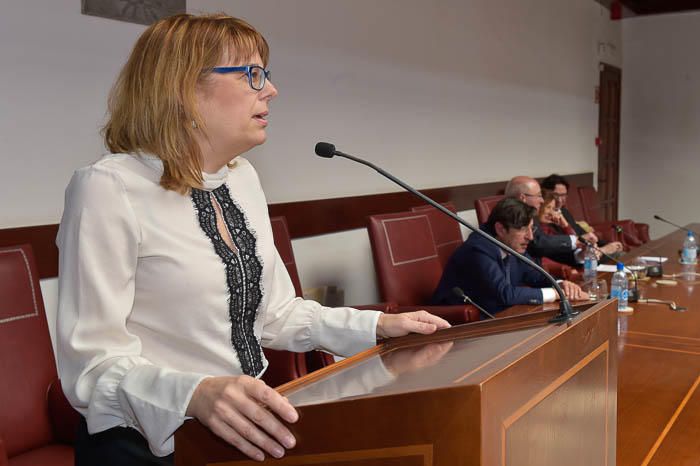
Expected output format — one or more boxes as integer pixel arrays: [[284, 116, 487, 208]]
[[614, 225, 700, 466], [503, 225, 700, 465], [176, 300, 618, 465]]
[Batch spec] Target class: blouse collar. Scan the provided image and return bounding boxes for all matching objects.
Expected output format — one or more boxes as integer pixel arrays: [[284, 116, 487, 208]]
[[138, 154, 229, 191], [201, 164, 229, 191]]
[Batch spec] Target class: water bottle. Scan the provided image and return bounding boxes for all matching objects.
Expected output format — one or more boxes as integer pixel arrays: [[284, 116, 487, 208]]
[[583, 246, 598, 284], [681, 231, 697, 264], [610, 262, 629, 312]]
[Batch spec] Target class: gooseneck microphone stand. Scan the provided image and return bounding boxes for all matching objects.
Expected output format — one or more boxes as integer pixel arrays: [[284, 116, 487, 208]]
[[315, 142, 578, 324]]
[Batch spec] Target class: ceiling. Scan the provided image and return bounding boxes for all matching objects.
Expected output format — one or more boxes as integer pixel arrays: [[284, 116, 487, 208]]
[[596, 0, 700, 17]]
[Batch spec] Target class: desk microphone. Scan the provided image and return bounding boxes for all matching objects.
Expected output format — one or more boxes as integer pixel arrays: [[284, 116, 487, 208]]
[[653, 215, 699, 237], [315, 142, 577, 324], [580, 238, 639, 303], [613, 224, 663, 277], [452, 287, 496, 320]]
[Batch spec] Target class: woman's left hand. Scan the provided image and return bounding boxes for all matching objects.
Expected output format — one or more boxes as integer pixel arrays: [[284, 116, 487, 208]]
[[376, 311, 451, 338]]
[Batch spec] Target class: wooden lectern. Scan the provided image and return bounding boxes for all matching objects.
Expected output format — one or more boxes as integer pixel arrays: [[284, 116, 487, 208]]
[[176, 300, 618, 466]]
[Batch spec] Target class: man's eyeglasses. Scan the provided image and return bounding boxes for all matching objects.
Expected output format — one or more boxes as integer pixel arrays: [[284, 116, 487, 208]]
[[523, 192, 543, 199], [552, 193, 568, 199], [211, 65, 271, 91]]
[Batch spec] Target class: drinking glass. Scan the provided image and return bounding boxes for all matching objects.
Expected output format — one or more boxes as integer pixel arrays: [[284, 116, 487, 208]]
[[596, 279, 608, 300], [588, 279, 608, 301]]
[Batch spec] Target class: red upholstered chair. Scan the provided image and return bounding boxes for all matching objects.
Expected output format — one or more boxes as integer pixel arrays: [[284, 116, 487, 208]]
[[410, 202, 463, 268], [564, 182, 586, 222], [578, 186, 607, 225], [0, 244, 79, 466], [264, 217, 317, 387], [367, 212, 479, 324], [577, 186, 650, 246], [474, 195, 505, 225], [267, 216, 392, 385], [541, 257, 581, 283]]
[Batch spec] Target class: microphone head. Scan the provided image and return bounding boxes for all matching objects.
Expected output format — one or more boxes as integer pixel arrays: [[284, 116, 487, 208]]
[[451, 287, 466, 299], [314, 142, 336, 158], [653, 215, 662, 220]]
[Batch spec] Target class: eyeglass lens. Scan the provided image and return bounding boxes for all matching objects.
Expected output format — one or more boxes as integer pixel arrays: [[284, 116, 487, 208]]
[[249, 66, 268, 90]]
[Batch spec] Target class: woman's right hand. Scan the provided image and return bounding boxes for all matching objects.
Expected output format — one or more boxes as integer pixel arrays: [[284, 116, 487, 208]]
[[552, 210, 569, 228], [186, 375, 298, 462]]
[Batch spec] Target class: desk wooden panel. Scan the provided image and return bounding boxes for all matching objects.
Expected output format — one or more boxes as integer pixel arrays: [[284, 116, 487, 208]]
[[175, 301, 618, 466]]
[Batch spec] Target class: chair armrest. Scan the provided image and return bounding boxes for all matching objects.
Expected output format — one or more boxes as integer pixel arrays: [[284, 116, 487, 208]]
[[47, 378, 81, 444], [388, 304, 478, 325], [635, 223, 650, 243], [587, 220, 620, 244], [590, 220, 643, 249], [541, 257, 570, 280], [0, 436, 8, 466]]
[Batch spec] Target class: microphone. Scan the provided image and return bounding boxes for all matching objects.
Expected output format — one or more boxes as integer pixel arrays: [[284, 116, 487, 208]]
[[580, 238, 639, 303], [452, 287, 496, 320], [613, 224, 662, 277], [315, 142, 578, 324], [653, 215, 699, 236], [614, 224, 663, 277]]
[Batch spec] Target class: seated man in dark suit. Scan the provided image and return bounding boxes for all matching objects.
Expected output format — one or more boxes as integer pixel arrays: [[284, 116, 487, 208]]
[[431, 198, 588, 314], [540, 174, 623, 255], [504, 176, 584, 266]]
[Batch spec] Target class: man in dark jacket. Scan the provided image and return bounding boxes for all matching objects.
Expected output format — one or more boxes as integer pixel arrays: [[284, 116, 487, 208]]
[[431, 198, 587, 314]]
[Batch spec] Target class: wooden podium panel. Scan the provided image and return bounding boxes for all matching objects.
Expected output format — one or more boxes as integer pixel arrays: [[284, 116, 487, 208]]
[[175, 301, 618, 466]]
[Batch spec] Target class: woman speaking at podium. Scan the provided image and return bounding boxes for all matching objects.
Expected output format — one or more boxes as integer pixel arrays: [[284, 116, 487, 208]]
[[56, 13, 448, 465]]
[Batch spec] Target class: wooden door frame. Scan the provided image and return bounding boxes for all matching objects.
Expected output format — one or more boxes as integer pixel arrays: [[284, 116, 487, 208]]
[[597, 62, 622, 221]]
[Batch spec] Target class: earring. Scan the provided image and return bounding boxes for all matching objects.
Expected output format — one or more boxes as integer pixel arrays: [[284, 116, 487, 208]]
[[191, 120, 198, 129]]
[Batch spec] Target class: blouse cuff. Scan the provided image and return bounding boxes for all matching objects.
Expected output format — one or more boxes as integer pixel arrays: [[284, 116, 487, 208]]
[[311, 307, 381, 357], [86, 357, 208, 456]]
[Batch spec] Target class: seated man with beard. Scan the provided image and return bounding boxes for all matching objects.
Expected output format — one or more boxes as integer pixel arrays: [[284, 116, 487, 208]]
[[431, 198, 588, 315]]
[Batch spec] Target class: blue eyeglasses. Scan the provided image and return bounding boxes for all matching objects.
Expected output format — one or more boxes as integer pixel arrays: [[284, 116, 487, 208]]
[[211, 64, 271, 91]]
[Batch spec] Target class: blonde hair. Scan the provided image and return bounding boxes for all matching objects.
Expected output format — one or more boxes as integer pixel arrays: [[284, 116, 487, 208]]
[[103, 13, 269, 193]]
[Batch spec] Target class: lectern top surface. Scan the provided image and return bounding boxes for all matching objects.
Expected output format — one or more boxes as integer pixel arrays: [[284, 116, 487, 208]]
[[283, 302, 601, 407]]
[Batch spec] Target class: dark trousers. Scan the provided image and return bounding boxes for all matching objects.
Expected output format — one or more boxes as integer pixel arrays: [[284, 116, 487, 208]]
[[75, 417, 174, 466]]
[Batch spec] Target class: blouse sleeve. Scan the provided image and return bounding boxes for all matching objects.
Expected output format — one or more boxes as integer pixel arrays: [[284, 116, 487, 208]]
[[56, 165, 207, 456], [260, 248, 381, 358]]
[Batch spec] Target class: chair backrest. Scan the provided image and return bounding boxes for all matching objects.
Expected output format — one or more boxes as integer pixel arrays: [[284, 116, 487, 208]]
[[0, 244, 57, 456], [269, 216, 303, 297], [564, 182, 586, 222], [410, 202, 463, 268], [578, 186, 605, 224], [474, 195, 505, 225], [265, 216, 309, 387], [367, 212, 444, 305]]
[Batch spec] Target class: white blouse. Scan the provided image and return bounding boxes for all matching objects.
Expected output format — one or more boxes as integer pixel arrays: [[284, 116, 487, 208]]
[[56, 153, 381, 456]]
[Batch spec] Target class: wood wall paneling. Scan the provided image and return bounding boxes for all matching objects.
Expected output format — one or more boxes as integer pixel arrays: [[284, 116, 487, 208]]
[[0, 172, 592, 279]]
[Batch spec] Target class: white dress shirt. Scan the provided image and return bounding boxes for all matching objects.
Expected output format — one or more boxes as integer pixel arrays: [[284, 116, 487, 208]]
[[56, 153, 381, 456]]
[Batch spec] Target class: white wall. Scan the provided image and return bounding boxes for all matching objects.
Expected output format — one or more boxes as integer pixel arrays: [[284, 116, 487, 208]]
[[1, 1, 619, 341], [619, 11, 700, 239]]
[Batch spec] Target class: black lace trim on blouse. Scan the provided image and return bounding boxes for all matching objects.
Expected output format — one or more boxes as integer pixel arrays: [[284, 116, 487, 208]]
[[191, 184, 264, 376]]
